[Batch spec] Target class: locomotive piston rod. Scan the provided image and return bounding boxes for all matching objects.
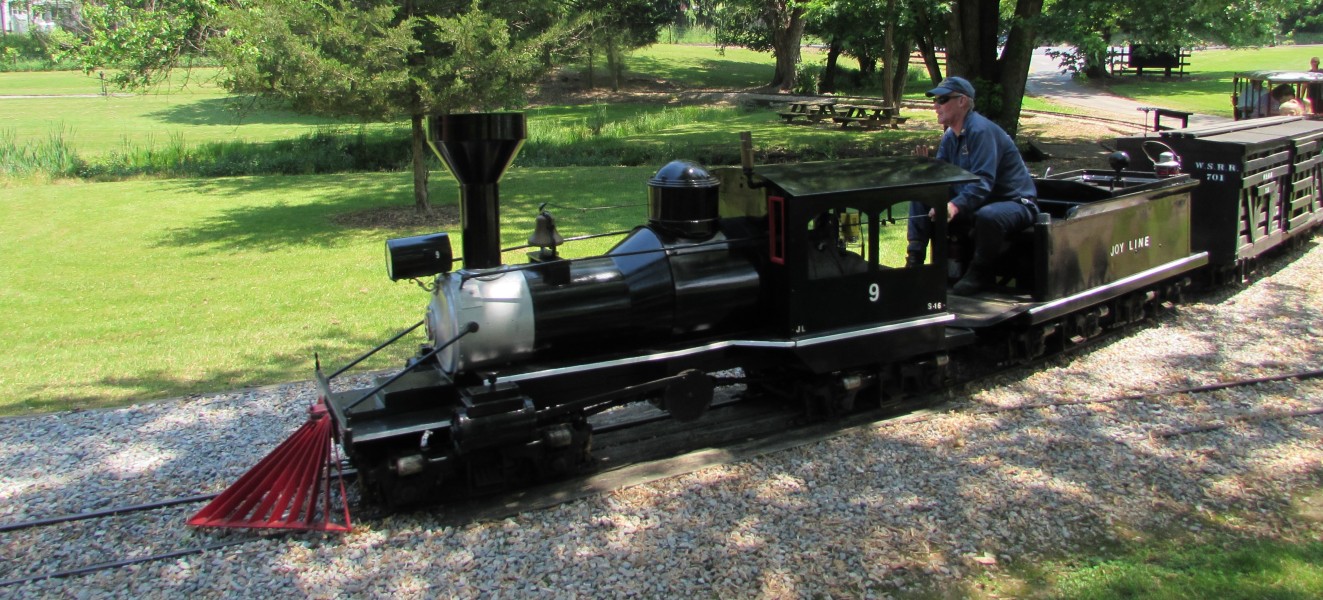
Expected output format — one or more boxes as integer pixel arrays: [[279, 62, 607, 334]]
[[536, 369, 715, 423]]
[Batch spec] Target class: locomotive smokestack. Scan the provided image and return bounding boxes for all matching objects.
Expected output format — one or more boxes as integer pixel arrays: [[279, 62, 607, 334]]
[[428, 113, 527, 270]]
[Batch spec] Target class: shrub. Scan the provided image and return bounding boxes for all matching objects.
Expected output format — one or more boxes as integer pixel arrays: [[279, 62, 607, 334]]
[[0, 32, 63, 72]]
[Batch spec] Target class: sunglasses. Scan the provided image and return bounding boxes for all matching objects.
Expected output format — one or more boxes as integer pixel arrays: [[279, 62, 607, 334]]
[[933, 95, 963, 105]]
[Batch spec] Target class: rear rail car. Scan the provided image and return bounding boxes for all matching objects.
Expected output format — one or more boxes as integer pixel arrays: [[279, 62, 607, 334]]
[[1117, 117, 1323, 283]]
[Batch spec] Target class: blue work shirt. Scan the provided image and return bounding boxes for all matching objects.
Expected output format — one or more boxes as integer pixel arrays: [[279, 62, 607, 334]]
[[935, 111, 1037, 213]]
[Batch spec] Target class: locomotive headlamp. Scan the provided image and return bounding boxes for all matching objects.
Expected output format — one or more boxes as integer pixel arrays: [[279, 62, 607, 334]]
[[386, 232, 454, 281]]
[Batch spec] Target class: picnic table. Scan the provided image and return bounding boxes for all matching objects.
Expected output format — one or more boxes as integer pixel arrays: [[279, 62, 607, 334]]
[[779, 101, 837, 123], [832, 104, 908, 129]]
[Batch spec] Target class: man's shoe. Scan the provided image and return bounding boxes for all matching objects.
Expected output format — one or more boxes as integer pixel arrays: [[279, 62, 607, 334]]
[[905, 255, 924, 268], [952, 267, 995, 295]]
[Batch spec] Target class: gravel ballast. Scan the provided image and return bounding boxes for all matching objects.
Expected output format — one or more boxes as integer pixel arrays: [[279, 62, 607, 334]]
[[2, 239, 1320, 599]]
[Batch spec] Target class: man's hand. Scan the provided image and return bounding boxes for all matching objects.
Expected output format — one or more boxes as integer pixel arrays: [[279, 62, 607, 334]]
[[928, 201, 960, 221]]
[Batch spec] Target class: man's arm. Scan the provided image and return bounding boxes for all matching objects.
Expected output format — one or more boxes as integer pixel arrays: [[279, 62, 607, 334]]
[[948, 127, 1000, 215]]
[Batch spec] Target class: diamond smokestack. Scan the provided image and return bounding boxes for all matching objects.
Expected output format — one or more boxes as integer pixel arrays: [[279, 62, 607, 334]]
[[428, 113, 527, 270]]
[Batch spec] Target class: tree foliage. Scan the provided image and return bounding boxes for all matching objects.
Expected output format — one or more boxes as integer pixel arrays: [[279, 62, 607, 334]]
[[805, 0, 946, 100], [54, 0, 221, 89], [1281, 0, 1323, 35], [571, 0, 680, 90]]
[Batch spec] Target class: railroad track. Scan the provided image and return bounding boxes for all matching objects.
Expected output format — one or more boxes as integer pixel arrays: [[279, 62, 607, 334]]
[[4, 359, 1318, 588], [1020, 107, 1152, 130]]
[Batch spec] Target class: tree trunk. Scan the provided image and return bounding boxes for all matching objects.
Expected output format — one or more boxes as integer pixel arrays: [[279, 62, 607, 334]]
[[914, 8, 943, 86], [882, 0, 897, 106], [820, 40, 842, 93], [586, 46, 596, 89], [946, 0, 998, 81], [768, 6, 806, 90], [410, 113, 431, 214], [889, 33, 914, 101], [995, 0, 1043, 137], [946, 0, 1044, 137], [607, 38, 622, 92]]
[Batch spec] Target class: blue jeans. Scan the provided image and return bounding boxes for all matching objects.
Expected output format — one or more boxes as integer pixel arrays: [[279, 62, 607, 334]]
[[907, 199, 1035, 268]]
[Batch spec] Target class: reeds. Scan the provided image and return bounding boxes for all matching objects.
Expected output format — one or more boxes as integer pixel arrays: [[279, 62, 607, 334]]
[[520, 105, 744, 167], [0, 126, 84, 178], [2, 125, 416, 181]]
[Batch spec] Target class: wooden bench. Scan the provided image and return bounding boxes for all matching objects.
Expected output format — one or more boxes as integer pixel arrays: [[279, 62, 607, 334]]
[[780, 101, 837, 125], [832, 115, 909, 130], [781, 111, 832, 124]]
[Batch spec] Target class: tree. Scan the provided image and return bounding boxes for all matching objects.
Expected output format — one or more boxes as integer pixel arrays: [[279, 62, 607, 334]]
[[61, 0, 575, 214], [806, 0, 886, 93], [574, 0, 681, 91], [55, 0, 222, 89], [711, 0, 810, 91]]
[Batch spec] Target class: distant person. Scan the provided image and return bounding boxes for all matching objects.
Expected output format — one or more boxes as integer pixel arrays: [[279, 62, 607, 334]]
[[1272, 84, 1307, 116], [1237, 79, 1269, 119], [906, 76, 1037, 295], [1309, 57, 1323, 115]]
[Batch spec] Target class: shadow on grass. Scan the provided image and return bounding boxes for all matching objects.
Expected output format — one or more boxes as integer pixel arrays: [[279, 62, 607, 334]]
[[149, 169, 653, 253], [145, 96, 357, 128], [149, 173, 420, 252]]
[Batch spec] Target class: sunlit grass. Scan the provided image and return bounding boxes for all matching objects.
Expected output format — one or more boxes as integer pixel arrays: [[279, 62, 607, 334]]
[[0, 167, 653, 415], [1017, 538, 1323, 599]]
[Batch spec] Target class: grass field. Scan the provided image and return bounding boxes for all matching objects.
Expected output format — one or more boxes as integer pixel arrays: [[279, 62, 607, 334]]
[[0, 167, 654, 413], [0, 68, 391, 160]]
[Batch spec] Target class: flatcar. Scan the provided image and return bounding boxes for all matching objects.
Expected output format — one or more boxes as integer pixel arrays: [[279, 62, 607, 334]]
[[190, 112, 1321, 531]]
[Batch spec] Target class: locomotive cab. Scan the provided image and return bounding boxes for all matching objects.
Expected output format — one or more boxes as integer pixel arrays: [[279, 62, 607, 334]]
[[721, 156, 976, 372]]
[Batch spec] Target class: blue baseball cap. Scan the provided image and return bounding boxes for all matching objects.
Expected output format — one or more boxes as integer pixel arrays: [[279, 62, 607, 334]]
[[926, 76, 976, 100]]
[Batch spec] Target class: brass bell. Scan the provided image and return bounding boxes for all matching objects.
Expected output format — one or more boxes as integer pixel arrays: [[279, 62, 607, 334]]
[[527, 209, 564, 252]]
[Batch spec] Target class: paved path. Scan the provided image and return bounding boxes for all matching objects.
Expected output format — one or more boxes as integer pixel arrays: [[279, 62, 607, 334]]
[[1026, 47, 1230, 130]]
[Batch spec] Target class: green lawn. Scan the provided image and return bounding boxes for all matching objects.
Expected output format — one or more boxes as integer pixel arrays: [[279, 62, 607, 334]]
[[0, 68, 394, 159], [0, 167, 653, 414]]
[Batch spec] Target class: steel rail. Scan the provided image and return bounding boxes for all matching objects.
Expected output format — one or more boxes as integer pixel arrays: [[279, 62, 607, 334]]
[[0, 494, 217, 534]]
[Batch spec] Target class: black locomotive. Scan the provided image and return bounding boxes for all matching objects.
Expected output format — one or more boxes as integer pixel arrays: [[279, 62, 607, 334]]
[[191, 112, 1323, 530]]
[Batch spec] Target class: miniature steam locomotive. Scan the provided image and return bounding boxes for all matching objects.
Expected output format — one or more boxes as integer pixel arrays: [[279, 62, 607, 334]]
[[192, 111, 1323, 530]]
